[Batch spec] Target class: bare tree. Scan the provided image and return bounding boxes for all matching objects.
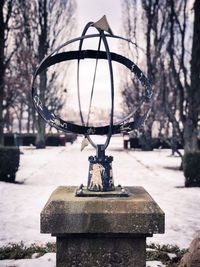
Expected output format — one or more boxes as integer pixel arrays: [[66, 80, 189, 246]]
[[34, 0, 76, 148], [121, 0, 169, 150], [0, 0, 23, 145], [121, 0, 199, 156], [184, 0, 200, 152], [3, 0, 76, 144]]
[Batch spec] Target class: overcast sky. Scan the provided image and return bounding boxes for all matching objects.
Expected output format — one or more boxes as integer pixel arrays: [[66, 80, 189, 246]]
[[77, 0, 122, 35], [65, 0, 124, 117]]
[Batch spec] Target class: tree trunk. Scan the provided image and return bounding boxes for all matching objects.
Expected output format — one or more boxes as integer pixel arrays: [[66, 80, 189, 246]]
[[35, 0, 48, 149], [0, 2, 5, 146], [184, 119, 198, 152], [32, 108, 36, 133], [184, 0, 200, 153], [27, 105, 30, 133], [0, 76, 4, 146], [35, 71, 46, 148], [18, 102, 23, 134]]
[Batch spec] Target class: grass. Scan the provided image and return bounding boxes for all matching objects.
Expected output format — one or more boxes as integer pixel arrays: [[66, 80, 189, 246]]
[[0, 242, 55, 260], [147, 243, 188, 266], [0, 242, 187, 266]]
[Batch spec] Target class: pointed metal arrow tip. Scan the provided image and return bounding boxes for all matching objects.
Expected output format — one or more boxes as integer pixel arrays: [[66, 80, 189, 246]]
[[93, 15, 114, 35]]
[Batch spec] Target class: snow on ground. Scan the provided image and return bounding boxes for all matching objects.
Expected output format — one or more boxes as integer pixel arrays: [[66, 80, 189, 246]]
[[0, 135, 200, 252], [0, 255, 165, 267], [146, 262, 166, 267], [0, 253, 55, 267]]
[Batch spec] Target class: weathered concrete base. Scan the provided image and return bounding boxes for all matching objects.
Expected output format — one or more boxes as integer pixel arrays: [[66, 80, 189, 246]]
[[41, 186, 165, 267], [57, 234, 146, 267]]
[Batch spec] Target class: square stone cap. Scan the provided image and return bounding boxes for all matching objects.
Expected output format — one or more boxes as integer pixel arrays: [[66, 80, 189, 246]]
[[41, 186, 164, 235]]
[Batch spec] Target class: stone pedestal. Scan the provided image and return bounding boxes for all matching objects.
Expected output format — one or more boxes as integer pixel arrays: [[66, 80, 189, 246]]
[[41, 186, 164, 267]]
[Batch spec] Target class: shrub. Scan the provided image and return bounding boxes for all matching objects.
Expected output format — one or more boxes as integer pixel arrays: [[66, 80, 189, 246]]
[[130, 138, 140, 149], [46, 134, 60, 146], [0, 242, 56, 260], [4, 134, 36, 146], [3, 133, 77, 147], [22, 134, 36, 146], [147, 243, 188, 266], [139, 135, 153, 151], [4, 134, 15, 146], [66, 133, 77, 144], [183, 152, 200, 187], [0, 146, 20, 182], [45, 133, 77, 146]]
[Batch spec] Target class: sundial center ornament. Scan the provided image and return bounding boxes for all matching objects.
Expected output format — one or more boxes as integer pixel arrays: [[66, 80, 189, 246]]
[[31, 16, 153, 197]]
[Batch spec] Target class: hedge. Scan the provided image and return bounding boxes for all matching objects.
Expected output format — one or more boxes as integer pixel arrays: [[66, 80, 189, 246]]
[[3, 133, 77, 147], [183, 152, 200, 187], [0, 146, 20, 182]]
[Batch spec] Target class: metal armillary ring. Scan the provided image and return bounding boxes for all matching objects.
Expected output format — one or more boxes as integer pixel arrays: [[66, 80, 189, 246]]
[[31, 16, 153, 196]]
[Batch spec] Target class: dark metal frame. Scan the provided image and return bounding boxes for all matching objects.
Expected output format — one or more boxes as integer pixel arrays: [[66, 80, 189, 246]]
[[31, 20, 153, 195], [32, 37, 152, 136]]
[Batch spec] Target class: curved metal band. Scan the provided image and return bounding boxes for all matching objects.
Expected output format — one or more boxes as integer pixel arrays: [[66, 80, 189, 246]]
[[32, 34, 152, 136], [77, 22, 114, 150], [32, 33, 152, 100], [77, 22, 93, 126]]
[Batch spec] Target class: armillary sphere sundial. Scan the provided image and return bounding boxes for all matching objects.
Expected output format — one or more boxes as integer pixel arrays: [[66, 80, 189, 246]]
[[31, 16, 153, 197]]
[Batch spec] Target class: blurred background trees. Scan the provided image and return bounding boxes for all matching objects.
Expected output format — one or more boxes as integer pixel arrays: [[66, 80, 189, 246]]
[[121, 0, 200, 156], [0, 0, 76, 147], [0, 0, 199, 158], [0, 0, 23, 145]]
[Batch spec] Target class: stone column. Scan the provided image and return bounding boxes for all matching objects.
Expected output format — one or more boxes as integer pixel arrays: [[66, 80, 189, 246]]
[[41, 186, 164, 267]]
